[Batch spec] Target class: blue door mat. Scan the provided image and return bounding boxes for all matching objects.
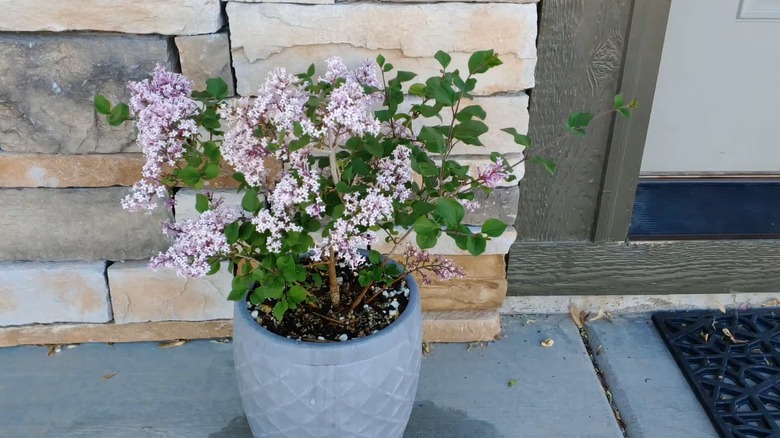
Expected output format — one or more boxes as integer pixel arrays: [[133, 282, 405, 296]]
[[653, 309, 780, 438]]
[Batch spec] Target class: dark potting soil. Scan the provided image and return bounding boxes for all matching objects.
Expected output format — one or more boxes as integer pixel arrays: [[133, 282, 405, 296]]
[[245, 262, 410, 343]]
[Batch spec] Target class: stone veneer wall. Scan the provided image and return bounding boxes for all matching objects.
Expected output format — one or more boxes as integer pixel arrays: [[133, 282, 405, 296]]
[[0, 0, 537, 345]]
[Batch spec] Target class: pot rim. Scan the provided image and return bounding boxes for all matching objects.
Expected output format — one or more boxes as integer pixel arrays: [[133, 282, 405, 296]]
[[234, 269, 420, 350]]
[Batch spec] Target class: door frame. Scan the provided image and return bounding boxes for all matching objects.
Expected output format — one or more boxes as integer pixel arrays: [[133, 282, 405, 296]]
[[507, 0, 780, 296]]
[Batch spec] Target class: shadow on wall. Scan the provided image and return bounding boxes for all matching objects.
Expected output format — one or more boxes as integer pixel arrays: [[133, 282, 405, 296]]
[[208, 401, 503, 438]]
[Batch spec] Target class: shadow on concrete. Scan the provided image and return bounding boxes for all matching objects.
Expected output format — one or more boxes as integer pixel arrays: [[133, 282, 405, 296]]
[[207, 401, 503, 438], [209, 416, 252, 438], [404, 400, 503, 438]]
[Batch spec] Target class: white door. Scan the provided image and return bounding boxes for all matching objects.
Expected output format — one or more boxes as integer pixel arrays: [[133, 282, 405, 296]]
[[641, 0, 780, 175]]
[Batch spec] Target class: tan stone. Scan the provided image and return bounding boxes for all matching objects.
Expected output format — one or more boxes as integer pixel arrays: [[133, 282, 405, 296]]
[[0, 320, 233, 347], [0, 311, 500, 346], [228, 2, 537, 96], [400, 254, 506, 279], [0, 0, 224, 35], [176, 33, 235, 96], [420, 279, 507, 311], [108, 262, 233, 324], [423, 309, 501, 342], [0, 262, 111, 326], [0, 153, 143, 188]]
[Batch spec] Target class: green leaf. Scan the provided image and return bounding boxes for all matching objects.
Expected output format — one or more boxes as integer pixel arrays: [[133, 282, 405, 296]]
[[481, 218, 507, 238], [368, 249, 382, 264], [618, 108, 631, 119], [179, 166, 201, 187], [501, 127, 532, 148], [203, 141, 220, 161], [455, 105, 486, 122], [436, 198, 465, 228], [466, 235, 487, 255], [613, 93, 625, 109], [206, 77, 229, 99], [364, 139, 384, 158], [108, 103, 130, 126], [413, 216, 440, 236], [530, 156, 557, 175], [425, 77, 457, 106], [408, 83, 427, 97], [287, 285, 308, 304], [467, 50, 502, 75], [307, 63, 316, 77], [224, 222, 240, 244], [566, 111, 594, 136], [376, 54, 386, 67], [94, 95, 111, 115], [272, 300, 289, 321], [417, 126, 446, 154], [434, 50, 452, 69], [195, 193, 209, 213], [242, 188, 261, 213], [203, 163, 221, 180], [239, 222, 255, 240], [394, 71, 417, 83], [452, 120, 488, 146], [416, 232, 438, 249]]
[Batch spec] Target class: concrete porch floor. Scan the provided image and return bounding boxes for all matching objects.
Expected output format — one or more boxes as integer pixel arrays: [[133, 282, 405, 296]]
[[0, 315, 715, 437]]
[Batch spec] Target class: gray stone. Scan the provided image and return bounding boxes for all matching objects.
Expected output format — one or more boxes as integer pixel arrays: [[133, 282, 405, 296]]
[[586, 317, 717, 438], [175, 189, 246, 223], [0, 188, 171, 262], [175, 33, 235, 97], [463, 186, 519, 225], [0, 33, 175, 154], [0, 262, 111, 326]]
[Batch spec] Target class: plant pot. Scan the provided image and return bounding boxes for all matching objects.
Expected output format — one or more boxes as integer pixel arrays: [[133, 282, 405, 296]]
[[232, 273, 422, 438]]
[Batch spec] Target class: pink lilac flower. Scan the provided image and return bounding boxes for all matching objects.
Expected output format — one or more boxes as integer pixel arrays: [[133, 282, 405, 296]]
[[402, 244, 465, 285], [376, 145, 412, 201], [219, 69, 318, 188], [123, 65, 198, 211], [460, 199, 480, 213], [320, 58, 383, 143], [150, 202, 243, 278], [121, 178, 169, 212], [477, 162, 511, 188]]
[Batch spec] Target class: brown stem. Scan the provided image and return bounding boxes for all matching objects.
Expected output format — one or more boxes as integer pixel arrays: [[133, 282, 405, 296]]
[[509, 108, 616, 169], [328, 247, 340, 308]]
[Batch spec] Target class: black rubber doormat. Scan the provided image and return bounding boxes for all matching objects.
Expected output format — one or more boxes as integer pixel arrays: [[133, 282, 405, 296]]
[[653, 309, 780, 438]]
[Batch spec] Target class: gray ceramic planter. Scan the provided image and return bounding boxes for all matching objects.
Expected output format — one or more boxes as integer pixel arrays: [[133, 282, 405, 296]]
[[232, 273, 422, 438]]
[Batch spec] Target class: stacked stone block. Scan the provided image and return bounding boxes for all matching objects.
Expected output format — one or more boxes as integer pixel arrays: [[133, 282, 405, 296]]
[[0, 0, 537, 345]]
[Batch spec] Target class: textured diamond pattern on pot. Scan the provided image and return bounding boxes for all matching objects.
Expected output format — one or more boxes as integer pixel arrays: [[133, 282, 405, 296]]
[[233, 314, 422, 438]]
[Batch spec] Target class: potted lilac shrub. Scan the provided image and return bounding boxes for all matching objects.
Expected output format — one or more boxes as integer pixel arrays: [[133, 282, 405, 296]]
[[95, 50, 634, 437]]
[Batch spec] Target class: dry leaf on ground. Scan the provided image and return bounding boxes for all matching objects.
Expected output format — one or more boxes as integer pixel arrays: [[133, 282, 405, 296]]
[[46, 345, 62, 357], [157, 339, 189, 349], [569, 304, 585, 328], [589, 309, 613, 323], [507, 379, 517, 388], [762, 299, 780, 307], [722, 328, 747, 344], [595, 344, 603, 356], [101, 371, 119, 381], [422, 342, 432, 355], [714, 301, 727, 314], [541, 338, 554, 348]]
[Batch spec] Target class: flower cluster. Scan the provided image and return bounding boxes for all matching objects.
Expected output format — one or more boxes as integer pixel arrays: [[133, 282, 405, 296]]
[[103, 50, 527, 321], [150, 200, 242, 277], [123, 65, 198, 211], [403, 245, 465, 285]]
